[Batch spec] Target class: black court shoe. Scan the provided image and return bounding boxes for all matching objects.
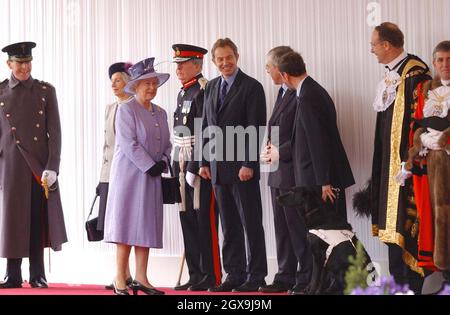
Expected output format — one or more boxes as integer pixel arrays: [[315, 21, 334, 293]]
[[112, 281, 130, 295], [131, 281, 165, 295], [105, 277, 133, 290]]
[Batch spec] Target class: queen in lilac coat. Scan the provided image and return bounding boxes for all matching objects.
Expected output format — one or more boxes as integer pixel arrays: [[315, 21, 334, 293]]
[[104, 97, 171, 247], [104, 58, 171, 295]]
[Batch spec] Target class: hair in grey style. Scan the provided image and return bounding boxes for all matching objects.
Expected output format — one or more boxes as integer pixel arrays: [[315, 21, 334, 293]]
[[190, 58, 204, 68], [267, 46, 294, 68], [433, 41, 450, 60], [114, 72, 131, 84]]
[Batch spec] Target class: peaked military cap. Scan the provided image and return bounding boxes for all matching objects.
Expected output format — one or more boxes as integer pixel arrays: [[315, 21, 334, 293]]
[[2, 41, 36, 62], [172, 44, 208, 63]]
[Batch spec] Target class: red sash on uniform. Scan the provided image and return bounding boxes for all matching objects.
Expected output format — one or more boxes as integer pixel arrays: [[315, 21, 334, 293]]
[[411, 83, 438, 271]]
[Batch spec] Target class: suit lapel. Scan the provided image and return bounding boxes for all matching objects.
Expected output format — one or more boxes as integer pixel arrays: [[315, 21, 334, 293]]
[[211, 79, 221, 120], [291, 77, 313, 140], [269, 89, 295, 126]]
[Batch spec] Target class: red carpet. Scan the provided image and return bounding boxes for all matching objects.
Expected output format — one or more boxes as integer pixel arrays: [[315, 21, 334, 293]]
[[0, 283, 287, 295]]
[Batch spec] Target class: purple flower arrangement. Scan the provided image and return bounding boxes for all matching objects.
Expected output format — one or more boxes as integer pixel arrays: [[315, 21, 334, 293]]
[[438, 285, 450, 295], [351, 276, 450, 295], [351, 276, 413, 295]]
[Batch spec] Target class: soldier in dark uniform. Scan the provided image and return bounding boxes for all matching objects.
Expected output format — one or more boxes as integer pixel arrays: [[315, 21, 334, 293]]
[[0, 42, 67, 289], [171, 44, 221, 291]]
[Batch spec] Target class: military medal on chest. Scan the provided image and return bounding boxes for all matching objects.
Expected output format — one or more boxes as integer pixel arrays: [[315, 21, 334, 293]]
[[181, 100, 192, 125]]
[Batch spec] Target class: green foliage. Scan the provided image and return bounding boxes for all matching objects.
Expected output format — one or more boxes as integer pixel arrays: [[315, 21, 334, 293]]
[[344, 241, 369, 295]]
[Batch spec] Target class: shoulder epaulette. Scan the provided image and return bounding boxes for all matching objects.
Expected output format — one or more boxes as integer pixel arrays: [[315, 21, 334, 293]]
[[37, 80, 54, 90], [198, 77, 208, 90], [0, 79, 8, 87]]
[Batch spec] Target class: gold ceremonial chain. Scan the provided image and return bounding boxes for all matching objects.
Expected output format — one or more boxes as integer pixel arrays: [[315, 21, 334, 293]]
[[384, 75, 400, 87], [430, 89, 450, 116]]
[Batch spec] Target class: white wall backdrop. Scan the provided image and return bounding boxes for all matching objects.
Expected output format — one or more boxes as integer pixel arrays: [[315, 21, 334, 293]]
[[0, 0, 449, 285]]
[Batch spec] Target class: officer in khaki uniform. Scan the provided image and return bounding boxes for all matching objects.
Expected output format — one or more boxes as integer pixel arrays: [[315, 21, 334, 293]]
[[0, 42, 67, 289], [171, 44, 221, 291]]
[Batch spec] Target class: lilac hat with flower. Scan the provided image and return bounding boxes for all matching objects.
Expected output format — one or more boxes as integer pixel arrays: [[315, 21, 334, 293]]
[[124, 58, 170, 94]]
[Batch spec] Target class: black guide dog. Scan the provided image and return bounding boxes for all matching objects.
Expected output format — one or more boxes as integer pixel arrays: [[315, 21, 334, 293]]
[[277, 187, 373, 295]]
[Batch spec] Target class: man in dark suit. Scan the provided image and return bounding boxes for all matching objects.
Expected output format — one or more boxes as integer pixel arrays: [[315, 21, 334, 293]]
[[199, 38, 267, 292], [171, 44, 221, 291], [277, 51, 355, 227], [259, 46, 312, 294]]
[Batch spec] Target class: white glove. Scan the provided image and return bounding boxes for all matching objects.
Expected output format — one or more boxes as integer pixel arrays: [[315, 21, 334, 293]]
[[395, 162, 412, 187], [186, 171, 200, 189], [41, 170, 57, 187], [420, 129, 444, 151]]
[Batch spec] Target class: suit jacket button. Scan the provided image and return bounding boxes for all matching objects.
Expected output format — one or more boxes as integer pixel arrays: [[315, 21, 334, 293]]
[[11, 127, 16, 131], [41, 97, 46, 102], [39, 111, 44, 115], [16, 140, 20, 144], [155, 123, 159, 127], [34, 137, 38, 141], [6, 113, 11, 118], [36, 124, 40, 128], [0, 102, 4, 107]]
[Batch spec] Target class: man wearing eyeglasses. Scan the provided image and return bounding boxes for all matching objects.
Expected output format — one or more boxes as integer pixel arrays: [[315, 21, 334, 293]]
[[360, 22, 431, 294]]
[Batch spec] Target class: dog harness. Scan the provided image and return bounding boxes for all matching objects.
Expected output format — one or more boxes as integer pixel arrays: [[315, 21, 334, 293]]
[[309, 229, 356, 266]]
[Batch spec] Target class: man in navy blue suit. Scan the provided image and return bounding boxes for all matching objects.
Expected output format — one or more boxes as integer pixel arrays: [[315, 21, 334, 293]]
[[277, 51, 355, 220], [199, 38, 267, 292], [260, 46, 312, 294]]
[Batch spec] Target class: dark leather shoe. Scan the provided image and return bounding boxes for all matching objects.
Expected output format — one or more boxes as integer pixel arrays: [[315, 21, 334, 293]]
[[209, 280, 244, 292], [29, 277, 48, 289], [188, 276, 216, 291], [288, 284, 310, 295], [105, 277, 133, 290], [233, 281, 266, 293], [112, 280, 130, 295], [174, 281, 195, 291], [132, 281, 164, 295], [0, 277, 22, 289], [259, 282, 291, 293]]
